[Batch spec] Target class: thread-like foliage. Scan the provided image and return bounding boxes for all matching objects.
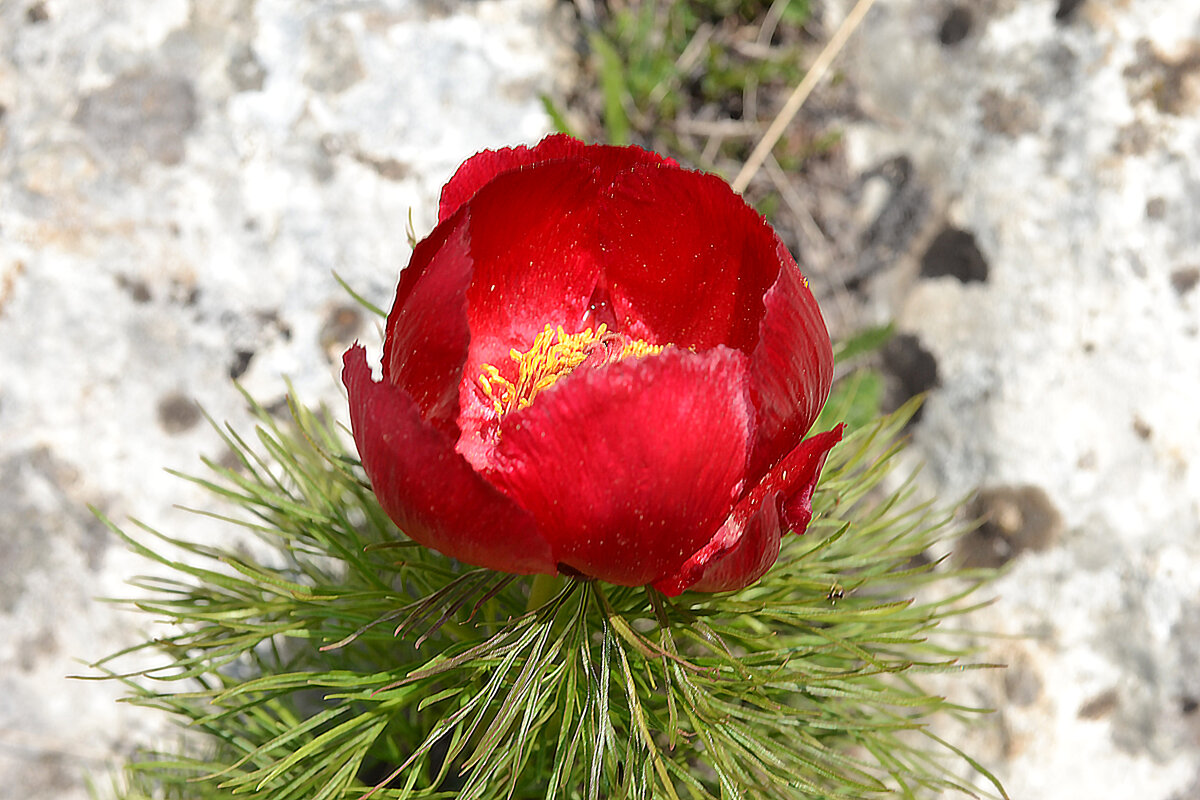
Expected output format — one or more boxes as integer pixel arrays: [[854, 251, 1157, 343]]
[[92, 387, 1006, 800]]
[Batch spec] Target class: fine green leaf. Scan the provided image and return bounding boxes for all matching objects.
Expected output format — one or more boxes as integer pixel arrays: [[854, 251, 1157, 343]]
[[97, 386, 1006, 800]]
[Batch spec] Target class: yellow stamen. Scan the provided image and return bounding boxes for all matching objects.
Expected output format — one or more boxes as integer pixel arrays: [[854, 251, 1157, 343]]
[[478, 324, 666, 417]]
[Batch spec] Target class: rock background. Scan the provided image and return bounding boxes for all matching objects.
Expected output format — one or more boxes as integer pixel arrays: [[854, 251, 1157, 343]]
[[834, 0, 1200, 797], [1, 1, 1198, 799], [0, 1, 566, 797]]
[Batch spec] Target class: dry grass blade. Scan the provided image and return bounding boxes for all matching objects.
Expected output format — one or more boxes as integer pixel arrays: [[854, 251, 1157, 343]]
[[732, 0, 880, 193]]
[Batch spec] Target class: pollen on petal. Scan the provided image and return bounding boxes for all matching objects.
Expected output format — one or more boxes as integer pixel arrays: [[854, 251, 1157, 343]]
[[477, 323, 666, 418]]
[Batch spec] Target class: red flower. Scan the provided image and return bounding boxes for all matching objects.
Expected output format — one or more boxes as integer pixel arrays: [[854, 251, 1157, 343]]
[[343, 135, 842, 596]]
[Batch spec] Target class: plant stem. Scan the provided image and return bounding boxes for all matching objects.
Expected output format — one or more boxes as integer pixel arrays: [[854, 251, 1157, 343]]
[[526, 574, 564, 613]]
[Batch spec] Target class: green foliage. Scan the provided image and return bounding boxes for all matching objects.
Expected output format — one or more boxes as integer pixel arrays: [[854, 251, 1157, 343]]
[[95, 389, 1005, 800], [588, 31, 632, 145], [576, 0, 814, 169], [834, 323, 895, 365], [540, 94, 578, 139], [817, 368, 884, 434], [815, 324, 895, 434]]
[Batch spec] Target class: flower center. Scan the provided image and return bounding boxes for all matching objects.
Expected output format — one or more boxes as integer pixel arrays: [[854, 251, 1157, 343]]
[[478, 323, 665, 417]]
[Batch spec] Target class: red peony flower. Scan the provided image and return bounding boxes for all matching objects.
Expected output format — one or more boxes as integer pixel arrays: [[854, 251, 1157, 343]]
[[343, 135, 842, 596]]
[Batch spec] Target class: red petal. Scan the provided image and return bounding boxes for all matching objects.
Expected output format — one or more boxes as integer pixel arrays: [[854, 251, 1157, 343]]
[[654, 425, 844, 596], [485, 347, 754, 587], [452, 160, 608, 467], [382, 213, 474, 437], [598, 165, 784, 353], [460, 160, 605, 362], [438, 134, 679, 224], [747, 243, 834, 476], [343, 345, 556, 575]]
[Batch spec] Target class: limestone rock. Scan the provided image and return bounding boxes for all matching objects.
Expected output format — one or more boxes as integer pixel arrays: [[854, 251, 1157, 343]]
[[0, 1, 567, 797], [837, 0, 1200, 796]]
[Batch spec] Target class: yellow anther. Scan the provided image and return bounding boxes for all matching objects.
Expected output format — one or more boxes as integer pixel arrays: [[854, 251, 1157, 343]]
[[478, 323, 666, 417]]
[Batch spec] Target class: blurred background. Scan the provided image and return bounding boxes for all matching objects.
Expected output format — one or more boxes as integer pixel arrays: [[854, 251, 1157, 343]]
[[1, 0, 1198, 797]]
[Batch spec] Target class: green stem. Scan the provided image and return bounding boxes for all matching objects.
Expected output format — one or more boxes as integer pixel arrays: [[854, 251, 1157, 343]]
[[525, 573, 564, 613]]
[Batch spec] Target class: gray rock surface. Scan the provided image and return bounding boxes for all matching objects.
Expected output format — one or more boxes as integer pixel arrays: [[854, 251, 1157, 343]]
[[835, 0, 1200, 797], [0, 1, 565, 797], [4, 0, 1199, 798]]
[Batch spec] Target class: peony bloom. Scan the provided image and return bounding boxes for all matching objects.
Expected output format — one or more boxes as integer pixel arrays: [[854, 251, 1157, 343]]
[[343, 135, 842, 597]]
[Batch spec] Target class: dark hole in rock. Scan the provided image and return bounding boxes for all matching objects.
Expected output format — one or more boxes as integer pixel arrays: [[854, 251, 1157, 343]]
[[920, 225, 989, 283], [229, 349, 255, 380], [319, 304, 363, 353], [881, 334, 938, 422], [26, 1, 49, 23], [303, 17, 366, 95], [18, 627, 60, 672], [227, 45, 267, 93], [958, 485, 1063, 569], [263, 309, 293, 341], [853, 155, 928, 289], [1132, 416, 1152, 440], [1003, 654, 1043, 707], [73, 70, 198, 166], [905, 549, 933, 572], [263, 396, 291, 418], [979, 88, 1041, 137], [165, 276, 199, 307], [354, 151, 413, 181], [216, 446, 244, 473], [1170, 266, 1199, 296], [116, 274, 151, 303], [1182, 697, 1198, 715], [938, 6, 972, 46], [25, 752, 75, 794], [248, 308, 292, 341], [1055, 0, 1085, 23], [157, 391, 202, 434], [1126, 39, 1200, 117], [1078, 688, 1119, 720], [1114, 120, 1154, 156], [1145, 196, 1166, 219]]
